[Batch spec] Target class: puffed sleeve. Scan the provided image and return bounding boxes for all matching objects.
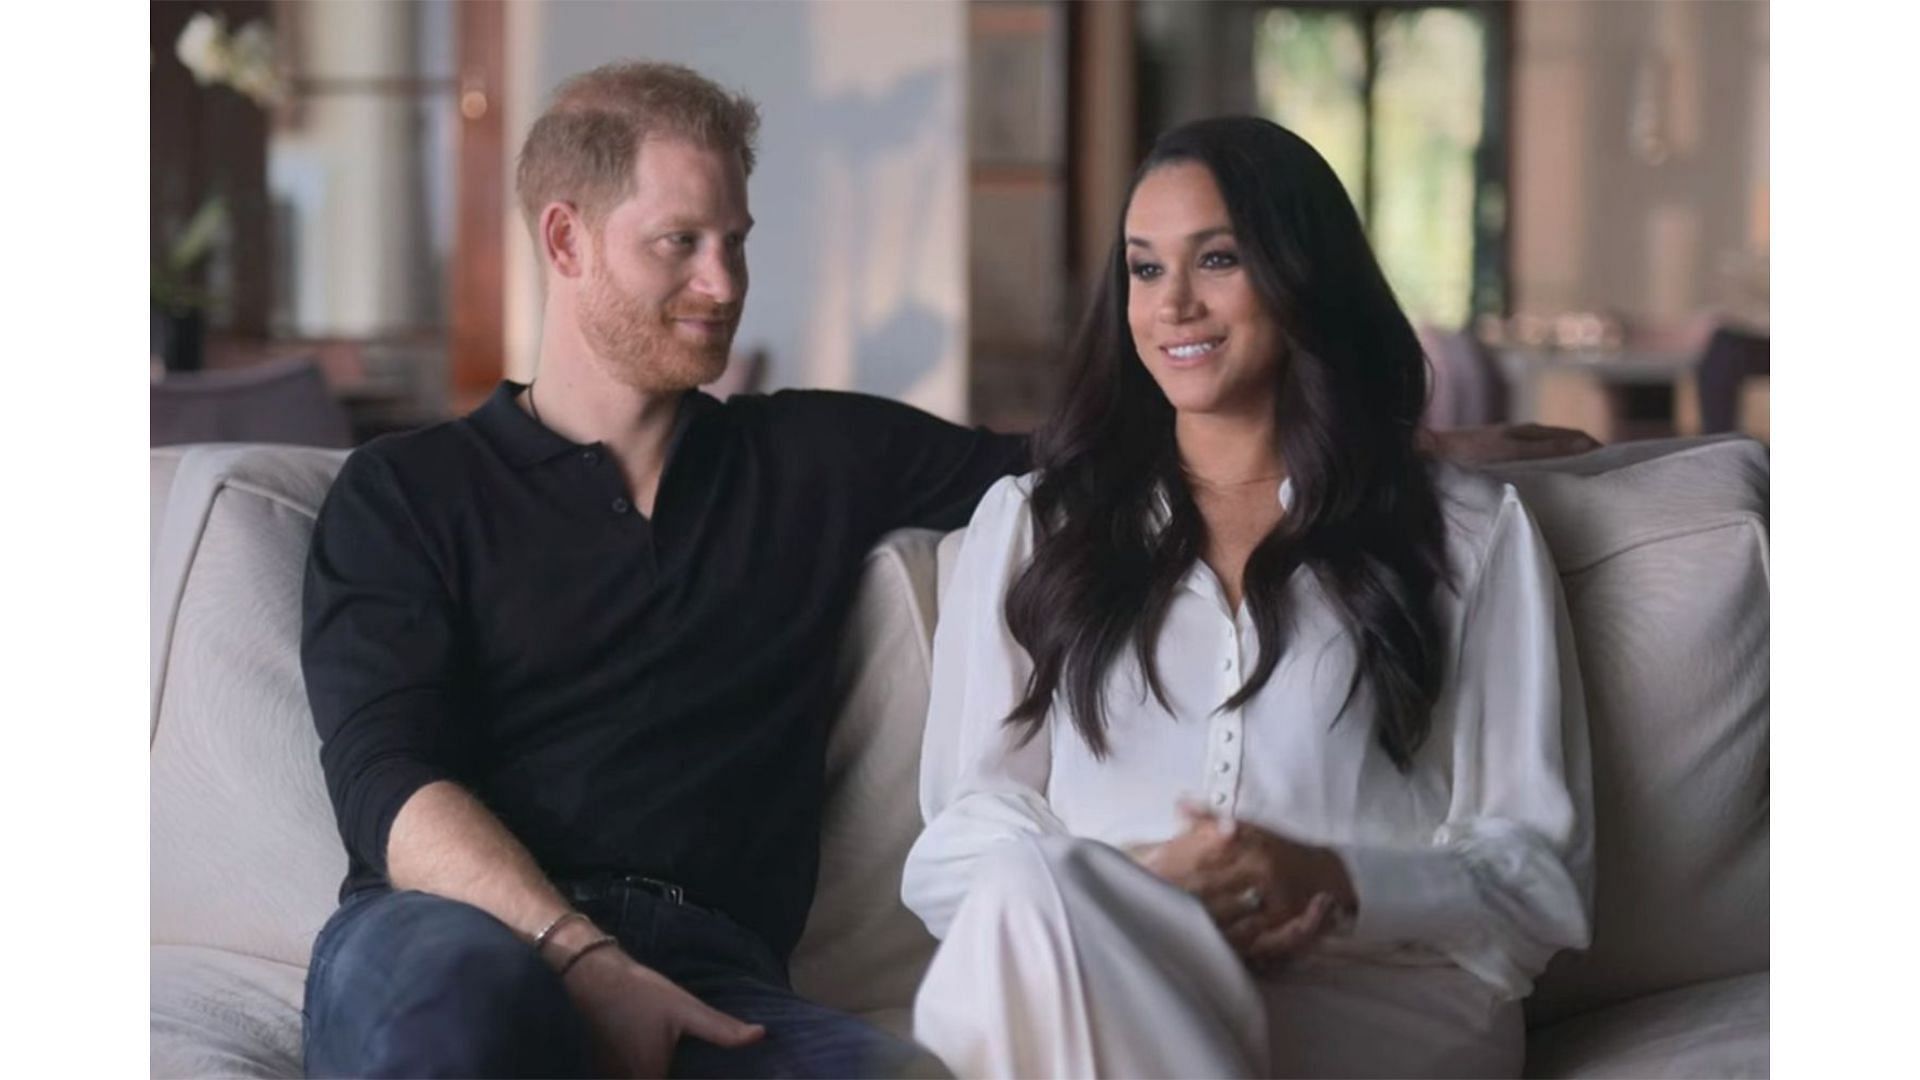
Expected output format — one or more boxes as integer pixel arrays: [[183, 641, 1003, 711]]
[[1331, 485, 1596, 998], [901, 474, 1071, 939]]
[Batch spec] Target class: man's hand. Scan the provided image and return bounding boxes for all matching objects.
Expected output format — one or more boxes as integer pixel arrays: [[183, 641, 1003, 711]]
[[556, 931, 764, 1078], [1422, 423, 1601, 465], [1131, 803, 1358, 971]]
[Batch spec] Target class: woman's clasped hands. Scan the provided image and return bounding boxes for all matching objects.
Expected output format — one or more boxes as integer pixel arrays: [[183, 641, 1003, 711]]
[[1130, 799, 1359, 973]]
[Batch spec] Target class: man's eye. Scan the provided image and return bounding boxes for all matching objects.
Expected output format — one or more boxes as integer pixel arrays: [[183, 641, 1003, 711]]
[[667, 233, 697, 248], [1129, 262, 1162, 281], [1199, 250, 1239, 269]]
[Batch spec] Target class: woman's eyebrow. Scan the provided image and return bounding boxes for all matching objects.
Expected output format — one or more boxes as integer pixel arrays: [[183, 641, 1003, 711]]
[[1125, 225, 1235, 249]]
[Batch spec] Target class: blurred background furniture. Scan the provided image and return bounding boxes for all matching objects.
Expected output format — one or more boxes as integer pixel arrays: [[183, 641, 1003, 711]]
[[1419, 323, 1510, 429], [1494, 345, 1699, 445], [150, 356, 352, 448], [1695, 327, 1770, 437], [1491, 317, 1770, 446], [152, 435, 1768, 1079]]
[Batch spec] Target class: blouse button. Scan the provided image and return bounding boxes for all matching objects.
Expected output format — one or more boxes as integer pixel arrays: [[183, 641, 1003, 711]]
[[1216, 761, 1231, 774], [1211, 791, 1229, 807], [1221, 656, 1233, 671], [610, 497, 631, 515], [1222, 729, 1235, 743]]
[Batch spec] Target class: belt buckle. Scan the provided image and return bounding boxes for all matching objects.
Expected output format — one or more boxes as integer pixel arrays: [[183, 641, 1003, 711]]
[[625, 875, 684, 904]]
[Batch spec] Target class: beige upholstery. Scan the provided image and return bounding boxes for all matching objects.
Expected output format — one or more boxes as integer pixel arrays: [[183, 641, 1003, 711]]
[[151, 447, 349, 971], [150, 435, 1768, 1078], [151, 946, 306, 1079], [1493, 440, 1770, 1025], [1527, 972, 1769, 1079], [789, 527, 945, 1035]]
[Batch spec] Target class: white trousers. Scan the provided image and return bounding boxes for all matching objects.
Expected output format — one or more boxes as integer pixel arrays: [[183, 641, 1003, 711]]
[[913, 836, 1523, 1079]]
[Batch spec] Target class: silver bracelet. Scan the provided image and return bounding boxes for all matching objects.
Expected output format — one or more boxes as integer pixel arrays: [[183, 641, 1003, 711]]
[[558, 934, 620, 978], [531, 910, 589, 953]]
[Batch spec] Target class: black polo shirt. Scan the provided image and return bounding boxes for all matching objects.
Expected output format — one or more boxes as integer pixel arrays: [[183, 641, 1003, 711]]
[[302, 382, 1029, 958]]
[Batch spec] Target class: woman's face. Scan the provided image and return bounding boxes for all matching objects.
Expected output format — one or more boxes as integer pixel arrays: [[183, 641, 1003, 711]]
[[1124, 162, 1284, 420]]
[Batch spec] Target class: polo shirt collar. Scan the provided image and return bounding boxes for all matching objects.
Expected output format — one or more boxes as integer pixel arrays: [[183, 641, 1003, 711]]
[[469, 380, 720, 469]]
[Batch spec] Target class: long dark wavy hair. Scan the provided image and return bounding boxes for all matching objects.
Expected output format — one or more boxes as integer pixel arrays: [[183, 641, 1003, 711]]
[[1003, 116, 1450, 772]]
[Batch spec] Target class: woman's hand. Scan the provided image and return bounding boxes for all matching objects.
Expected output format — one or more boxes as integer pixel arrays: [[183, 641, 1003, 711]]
[[1132, 802, 1359, 971]]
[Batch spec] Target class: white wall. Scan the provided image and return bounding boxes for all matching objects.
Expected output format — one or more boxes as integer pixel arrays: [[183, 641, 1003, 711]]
[[501, 0, 969, 422], [1510, 0, 1768, 324], [270, 0, 438, 337]]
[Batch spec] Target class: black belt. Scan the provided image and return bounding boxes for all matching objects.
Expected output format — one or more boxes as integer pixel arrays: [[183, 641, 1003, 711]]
[[560, 872, 700, 909]]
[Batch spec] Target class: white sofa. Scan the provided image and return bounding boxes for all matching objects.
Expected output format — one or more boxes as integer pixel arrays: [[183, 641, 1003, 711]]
[[150, 435, 1769, 1078]]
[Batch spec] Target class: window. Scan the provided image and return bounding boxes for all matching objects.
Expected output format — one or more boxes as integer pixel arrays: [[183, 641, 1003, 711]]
[[1254, 2, 1509, 329]]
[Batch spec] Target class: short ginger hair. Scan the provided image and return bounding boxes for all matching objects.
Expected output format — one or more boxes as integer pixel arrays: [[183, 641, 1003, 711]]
[[515, 61, 761, 235]]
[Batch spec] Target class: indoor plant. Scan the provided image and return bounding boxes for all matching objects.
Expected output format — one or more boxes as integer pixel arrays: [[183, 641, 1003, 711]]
[[152, 12, 281, 372]]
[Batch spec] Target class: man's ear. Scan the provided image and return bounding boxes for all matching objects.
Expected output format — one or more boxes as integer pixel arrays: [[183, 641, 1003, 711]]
[[540, 202, 590, 280]]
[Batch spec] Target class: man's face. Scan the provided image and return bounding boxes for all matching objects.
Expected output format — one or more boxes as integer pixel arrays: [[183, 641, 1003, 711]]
[[576, 136, 752, 393]]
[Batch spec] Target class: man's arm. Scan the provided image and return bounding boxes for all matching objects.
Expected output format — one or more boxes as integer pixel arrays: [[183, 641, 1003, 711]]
[[388, 783, 763, 1076], [798, 391, 1030, 533], [385, 781, 573, 939]]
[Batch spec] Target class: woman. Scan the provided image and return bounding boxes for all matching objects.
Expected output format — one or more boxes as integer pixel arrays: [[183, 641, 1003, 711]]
[[900, 117, 1593, 1079]]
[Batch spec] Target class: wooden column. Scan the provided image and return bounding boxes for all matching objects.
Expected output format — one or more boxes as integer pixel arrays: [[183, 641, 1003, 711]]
[[452, 0, 507, 404]]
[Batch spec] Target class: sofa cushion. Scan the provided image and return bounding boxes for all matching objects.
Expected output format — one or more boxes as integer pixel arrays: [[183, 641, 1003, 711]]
[[151, 446, 188, 561], [789, 527, 946, 1036], [151, 447, 352, 966], [1524, 971, 1768, 1078], [1488, 438, 1769, 1023], [151, 945, 306, 1079]]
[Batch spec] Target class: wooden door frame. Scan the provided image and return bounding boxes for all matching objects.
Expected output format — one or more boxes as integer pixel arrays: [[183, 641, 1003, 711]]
[[452, 0, 507, 401]]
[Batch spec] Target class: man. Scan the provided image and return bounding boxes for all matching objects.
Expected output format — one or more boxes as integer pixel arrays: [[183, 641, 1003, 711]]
[[300, 61, 1595, 1078]]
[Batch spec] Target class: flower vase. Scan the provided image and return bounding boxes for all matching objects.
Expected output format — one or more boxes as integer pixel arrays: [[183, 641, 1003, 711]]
[[152, 306, 205, 373]]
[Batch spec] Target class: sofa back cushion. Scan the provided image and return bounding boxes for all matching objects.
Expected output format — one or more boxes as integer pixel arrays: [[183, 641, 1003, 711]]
[[789, 529, 946, 1033], [151, 446, 352, 965], [1487, 437, 1769, 1023]]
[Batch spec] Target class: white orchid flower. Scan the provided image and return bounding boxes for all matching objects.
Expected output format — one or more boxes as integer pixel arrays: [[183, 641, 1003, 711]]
[[175, 12, 230, 86], [227, 21, 285, 107]]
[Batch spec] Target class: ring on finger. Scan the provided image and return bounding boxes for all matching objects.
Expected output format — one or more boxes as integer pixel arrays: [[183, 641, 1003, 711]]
[[1237, 885, 1264, 914]]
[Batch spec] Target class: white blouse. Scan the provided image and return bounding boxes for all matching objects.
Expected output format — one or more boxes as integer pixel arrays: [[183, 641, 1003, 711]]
[[902, 465, 1594, 999]]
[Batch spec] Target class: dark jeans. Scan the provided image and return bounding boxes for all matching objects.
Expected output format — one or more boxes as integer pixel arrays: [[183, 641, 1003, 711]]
[[302, 882, 940, 1078]]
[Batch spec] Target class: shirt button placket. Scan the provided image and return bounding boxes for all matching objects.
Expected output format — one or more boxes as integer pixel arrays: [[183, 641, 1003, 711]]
[[1207, 625, 1244, 814]]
